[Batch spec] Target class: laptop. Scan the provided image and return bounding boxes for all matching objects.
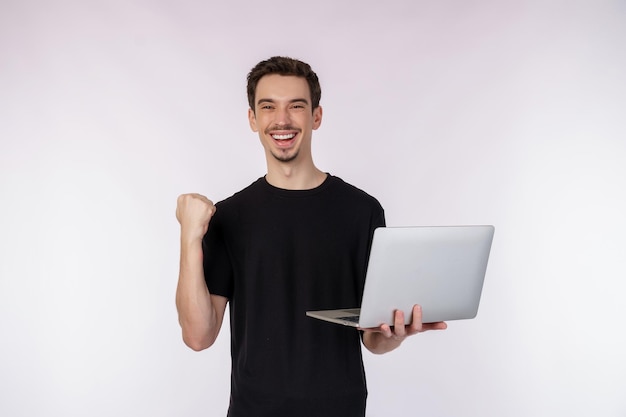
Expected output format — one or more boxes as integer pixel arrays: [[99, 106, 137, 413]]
[[306, 225, 495, 328]]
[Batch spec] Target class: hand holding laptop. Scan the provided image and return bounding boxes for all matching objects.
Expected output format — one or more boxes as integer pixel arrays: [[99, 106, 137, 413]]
[[359, 304, 447, 352]]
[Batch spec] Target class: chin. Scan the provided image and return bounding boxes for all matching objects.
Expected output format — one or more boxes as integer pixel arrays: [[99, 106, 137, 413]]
[[272, 150, 299, 163]]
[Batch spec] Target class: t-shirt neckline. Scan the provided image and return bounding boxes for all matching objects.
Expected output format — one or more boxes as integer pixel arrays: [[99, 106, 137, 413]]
[[260, 173, 334, 197]]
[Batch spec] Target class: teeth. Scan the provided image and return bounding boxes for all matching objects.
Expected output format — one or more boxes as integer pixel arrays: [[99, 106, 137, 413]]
[[272, 133, 295, 140]]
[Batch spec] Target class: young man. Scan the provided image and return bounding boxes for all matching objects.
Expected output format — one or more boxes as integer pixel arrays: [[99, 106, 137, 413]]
[[175, 56, 447, 417]]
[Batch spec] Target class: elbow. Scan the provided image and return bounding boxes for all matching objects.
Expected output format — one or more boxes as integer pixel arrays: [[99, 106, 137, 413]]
[[186, 341, 211, 352], [182, 331, 216, 352]]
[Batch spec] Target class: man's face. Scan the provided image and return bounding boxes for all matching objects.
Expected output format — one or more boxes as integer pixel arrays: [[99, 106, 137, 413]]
[[248, 74, 322, 163]]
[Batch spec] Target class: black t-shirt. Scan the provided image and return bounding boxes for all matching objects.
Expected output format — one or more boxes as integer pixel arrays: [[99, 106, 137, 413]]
[[203, 175, 385, 417]]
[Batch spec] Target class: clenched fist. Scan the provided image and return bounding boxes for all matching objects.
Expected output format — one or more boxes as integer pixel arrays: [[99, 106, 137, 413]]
[[176, 193, 216, 242]]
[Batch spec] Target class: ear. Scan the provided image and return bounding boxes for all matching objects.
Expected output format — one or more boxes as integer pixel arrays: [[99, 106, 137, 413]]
[[248, 108, 258, 132], [312, 106, 323, 130]]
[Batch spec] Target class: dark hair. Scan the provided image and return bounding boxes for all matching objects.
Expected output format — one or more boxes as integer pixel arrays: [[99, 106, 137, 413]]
[[246, 56, 321, 112]]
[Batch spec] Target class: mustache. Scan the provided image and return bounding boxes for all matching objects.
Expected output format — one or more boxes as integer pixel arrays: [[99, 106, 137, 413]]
[[265, 125, 301, 134]]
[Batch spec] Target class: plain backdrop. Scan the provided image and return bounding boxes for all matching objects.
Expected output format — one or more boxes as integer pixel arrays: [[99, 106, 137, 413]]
[[1, 1, 625, 416]]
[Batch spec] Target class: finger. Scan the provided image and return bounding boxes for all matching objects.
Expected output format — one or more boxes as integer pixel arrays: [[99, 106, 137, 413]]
[[408, 305, 423, 334], [194, 193, 213, 206], [393, 310, 407, 338], [359, 324, 391, 336], [176, 194, 187, 222], [378, 324, 393, 338], [422, 321, 448, 331]]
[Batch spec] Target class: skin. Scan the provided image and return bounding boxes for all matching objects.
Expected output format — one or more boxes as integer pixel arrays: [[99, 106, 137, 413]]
[[175, 193, 226, 351], [175, 73, 446, 354]]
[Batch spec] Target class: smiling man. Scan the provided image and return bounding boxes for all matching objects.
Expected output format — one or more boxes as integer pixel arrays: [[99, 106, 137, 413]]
[[175, 56, 446, 417]]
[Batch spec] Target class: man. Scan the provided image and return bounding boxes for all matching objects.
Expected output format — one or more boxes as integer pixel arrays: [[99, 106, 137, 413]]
[[175, 56, 447, 417]]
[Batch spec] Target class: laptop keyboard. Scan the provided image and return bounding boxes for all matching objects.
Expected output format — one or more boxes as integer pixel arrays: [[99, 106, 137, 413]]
[[337, 315, 360, 323]]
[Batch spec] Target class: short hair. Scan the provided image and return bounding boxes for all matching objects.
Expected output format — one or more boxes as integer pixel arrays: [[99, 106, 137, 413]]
[[246, 56, 322, 112]]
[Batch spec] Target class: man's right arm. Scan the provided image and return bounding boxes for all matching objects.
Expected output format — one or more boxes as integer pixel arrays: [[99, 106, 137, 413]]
[[175, 193, 228, 351]]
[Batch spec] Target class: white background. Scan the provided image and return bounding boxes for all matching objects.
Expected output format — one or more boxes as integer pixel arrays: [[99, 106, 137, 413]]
[[1, 1, 625, 416]]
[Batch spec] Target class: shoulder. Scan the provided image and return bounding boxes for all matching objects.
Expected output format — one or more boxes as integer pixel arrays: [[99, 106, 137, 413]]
[[326, 175, 382, 207], [215, 177, 266, 207], [207, 178, 267, 226]]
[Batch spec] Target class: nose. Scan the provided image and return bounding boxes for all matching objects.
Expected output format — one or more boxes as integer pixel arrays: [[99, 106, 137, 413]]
[[274, 106, 291, 127]]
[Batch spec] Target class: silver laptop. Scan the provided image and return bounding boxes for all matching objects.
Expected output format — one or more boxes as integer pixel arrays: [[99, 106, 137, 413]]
[[306, 225, 495, 328]]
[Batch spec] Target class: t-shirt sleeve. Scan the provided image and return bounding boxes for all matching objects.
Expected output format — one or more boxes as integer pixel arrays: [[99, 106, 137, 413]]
[[374, 205, 386, 229], [202, 210, 234, 299]]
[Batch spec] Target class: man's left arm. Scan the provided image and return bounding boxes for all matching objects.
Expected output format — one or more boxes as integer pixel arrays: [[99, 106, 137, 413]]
[[361, 305, 448, 355]]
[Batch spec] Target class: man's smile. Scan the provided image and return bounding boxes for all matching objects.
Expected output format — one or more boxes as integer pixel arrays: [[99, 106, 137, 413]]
[[265, 126, 301, 148], [271, 133, 296, 140]]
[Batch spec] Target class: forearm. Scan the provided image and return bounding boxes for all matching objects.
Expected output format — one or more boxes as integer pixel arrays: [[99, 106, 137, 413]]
[[176, 238, 219, 351]]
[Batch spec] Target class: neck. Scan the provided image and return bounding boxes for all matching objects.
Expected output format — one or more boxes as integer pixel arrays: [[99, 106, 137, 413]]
[[265, 160, 327, 190]]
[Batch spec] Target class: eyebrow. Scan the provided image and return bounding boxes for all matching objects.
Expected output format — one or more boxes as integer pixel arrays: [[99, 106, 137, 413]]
[[256, 98, 310, 106]]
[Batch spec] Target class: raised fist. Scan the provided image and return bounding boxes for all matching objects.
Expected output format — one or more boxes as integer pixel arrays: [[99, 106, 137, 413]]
[[176, 193, 216, 241]]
